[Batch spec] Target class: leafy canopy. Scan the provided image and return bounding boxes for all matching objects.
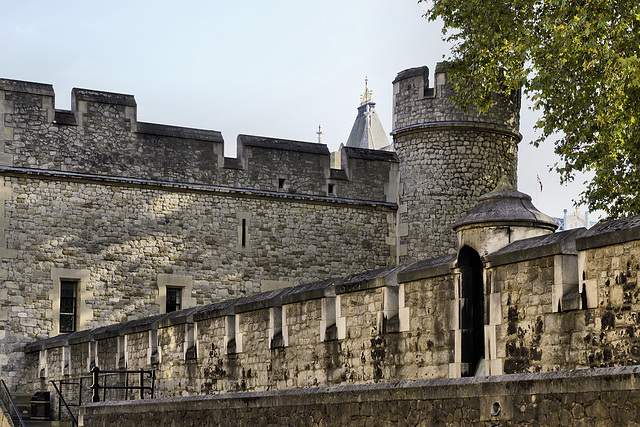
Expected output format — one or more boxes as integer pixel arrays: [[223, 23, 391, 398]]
[[424, 0, 640, 218]]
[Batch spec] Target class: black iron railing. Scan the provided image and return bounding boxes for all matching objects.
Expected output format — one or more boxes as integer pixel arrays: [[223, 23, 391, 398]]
[[0, 379, 26, 427], [90, 367, 155, 402], [49, 380, 78, 426]]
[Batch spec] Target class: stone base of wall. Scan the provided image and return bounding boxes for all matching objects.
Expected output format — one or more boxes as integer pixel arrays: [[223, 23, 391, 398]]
[[79, 366, 640, 426]]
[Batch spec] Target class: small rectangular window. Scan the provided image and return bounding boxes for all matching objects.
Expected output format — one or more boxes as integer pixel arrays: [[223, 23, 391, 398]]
[[60, 280, 77, 333], [166, 287, 182, 312], [278, 178, 286, 189], [328, 183, 336, 195]]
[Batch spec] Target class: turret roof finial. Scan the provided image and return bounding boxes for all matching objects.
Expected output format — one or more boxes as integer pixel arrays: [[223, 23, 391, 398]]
[[360, 76, 373, 106], [316, 125, 323, 144]]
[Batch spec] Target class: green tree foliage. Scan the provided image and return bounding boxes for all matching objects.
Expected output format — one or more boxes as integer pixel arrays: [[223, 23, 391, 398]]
[[424, 0, 640, 218]]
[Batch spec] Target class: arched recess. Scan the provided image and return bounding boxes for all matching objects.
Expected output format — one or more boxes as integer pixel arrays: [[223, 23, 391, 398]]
[[458, 245, 485, 376]]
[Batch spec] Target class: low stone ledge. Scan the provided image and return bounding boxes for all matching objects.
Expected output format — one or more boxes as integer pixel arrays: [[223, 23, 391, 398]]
[[120, 316, 162, 335], [234, 292, 283, 314], [92, 326, 124, 341], [79, 366, 640, 426], [489, 228, 585, 267], [281, 280, 336, 305], [158, 313, 193, 329], [397, 254, 456, 283], [576, 215, 640, 250], [25, 264, 408, 354], [192, 301, 237, 322], [334, 266, 396, 294]]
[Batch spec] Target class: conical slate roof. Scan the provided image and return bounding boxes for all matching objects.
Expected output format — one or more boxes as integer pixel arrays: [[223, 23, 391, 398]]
[[453, 178, 558, 232], [345, 78, 392, 151], [345, 102, 391, 150]]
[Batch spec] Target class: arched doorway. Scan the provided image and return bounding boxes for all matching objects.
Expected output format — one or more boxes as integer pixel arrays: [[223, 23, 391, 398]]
[[458, 246, 485, 376]]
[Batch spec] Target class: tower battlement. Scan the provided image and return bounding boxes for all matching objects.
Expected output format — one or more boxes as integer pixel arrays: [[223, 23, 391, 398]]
[[390, 64, 521, 262], [392, 63, 521, 134]]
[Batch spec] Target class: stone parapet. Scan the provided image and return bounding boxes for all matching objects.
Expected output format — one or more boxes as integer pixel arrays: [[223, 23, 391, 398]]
[[0, 78, 397, 202], [391, 63, 521, 132], [78, 366, 640, 426]]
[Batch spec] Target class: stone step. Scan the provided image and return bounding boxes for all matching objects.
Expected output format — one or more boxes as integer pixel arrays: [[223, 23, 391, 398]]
[[24, 422, 73, 427], [11, 393, 32, 421]]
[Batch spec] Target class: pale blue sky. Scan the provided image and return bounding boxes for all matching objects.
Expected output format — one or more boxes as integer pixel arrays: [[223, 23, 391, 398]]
[[1, 0, 594, 219]]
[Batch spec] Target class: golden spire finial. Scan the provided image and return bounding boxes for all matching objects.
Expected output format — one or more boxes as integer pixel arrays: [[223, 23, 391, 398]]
[[360, 76, 373, 105]]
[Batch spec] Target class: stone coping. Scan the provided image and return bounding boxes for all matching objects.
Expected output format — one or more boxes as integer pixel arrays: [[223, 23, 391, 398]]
[[488, 228, 585, 267], [0, 166, 398, 210], [81, 365, 640, 412], [280, 279, 337, 305], [137, 122, 224, 143], [72, 87, 136, 107], [392, 66, 429, 84], [0, 78, 55, 96], [238, 134, 329, 155], [397, 254, 457, 283], [576, 214, 640, 251], [233, 291, 283, 314], [341, 146, 398, 162], [334, 266, 400, 294]]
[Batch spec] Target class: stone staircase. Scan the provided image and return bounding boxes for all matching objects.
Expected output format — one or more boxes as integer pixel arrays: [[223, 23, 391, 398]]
[[8, 393, 73, 427]]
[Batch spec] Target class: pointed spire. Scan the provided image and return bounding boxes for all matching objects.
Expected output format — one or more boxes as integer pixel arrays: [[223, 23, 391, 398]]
[[360, 76, 373, 106], [316, 125, 323, 144], [346, 77, 391, 151]]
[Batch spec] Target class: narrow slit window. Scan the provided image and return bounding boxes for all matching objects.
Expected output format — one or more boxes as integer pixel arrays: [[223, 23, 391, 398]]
[[60, 280, 77, 333], [278, 178, 286, 190], [328, 183, 336, 195], [166, 287, 182, 312], [241, 218, 247, 248]]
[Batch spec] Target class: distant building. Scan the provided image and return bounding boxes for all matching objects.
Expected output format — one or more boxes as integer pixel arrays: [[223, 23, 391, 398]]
[[553, 207, 597, 230], [331, 78, 392, 168]]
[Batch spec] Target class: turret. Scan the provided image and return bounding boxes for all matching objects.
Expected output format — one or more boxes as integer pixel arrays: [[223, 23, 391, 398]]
[[391, 63, 521, 263]]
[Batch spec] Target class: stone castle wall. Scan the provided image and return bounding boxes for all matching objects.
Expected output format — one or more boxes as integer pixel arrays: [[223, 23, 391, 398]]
[[0, 171, 395, 386], [22, 215, 640, 401], [0, 77, 401, 387], [392, 65, 521, 262]]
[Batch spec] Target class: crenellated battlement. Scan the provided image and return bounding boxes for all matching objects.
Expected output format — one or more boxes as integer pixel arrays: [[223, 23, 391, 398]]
[[391, 63, 521, 134], [0, 79, 397, 203]]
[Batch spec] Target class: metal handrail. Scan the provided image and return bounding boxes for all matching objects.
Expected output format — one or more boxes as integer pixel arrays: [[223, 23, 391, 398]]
[[49, 380, 78, 427], [0, 379, 26, 427], [90, 367, 155, 403]]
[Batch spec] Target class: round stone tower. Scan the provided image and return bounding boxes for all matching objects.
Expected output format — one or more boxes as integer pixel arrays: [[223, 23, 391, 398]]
[[391, 63, 521, 263]]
